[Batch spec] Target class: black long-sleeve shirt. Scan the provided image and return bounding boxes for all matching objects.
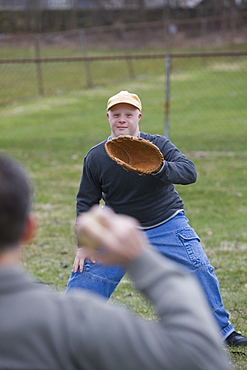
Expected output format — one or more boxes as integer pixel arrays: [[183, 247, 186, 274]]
[[76, 132, 197, 228]]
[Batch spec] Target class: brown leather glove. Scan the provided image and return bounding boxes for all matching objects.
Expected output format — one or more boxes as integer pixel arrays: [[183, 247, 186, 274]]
[[105, 136, 164, 175]]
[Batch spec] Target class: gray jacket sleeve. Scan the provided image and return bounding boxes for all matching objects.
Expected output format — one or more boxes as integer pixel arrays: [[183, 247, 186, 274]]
[[68, 249, 232, 370]]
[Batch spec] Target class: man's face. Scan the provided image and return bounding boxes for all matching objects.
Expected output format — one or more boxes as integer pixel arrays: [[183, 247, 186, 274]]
[[107, 103, 142, 138]]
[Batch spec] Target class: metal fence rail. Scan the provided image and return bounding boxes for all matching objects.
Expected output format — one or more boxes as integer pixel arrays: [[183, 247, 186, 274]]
[[1, 50, 247, 63]]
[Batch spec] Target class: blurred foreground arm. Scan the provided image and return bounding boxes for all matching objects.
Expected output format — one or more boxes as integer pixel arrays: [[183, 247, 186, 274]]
[[73, 206, 232, 370], [75, 206, 146, 266], [73, 205, 145, 272]]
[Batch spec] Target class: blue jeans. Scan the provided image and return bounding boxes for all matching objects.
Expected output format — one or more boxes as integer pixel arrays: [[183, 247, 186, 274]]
[[66, 211, 234, 339]]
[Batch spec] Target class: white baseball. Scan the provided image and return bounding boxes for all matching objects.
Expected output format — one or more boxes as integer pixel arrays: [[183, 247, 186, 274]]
[[76, 213, 105, 249]]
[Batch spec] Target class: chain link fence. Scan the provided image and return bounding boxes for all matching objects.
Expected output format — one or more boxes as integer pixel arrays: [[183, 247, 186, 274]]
[[164, 52, 247, 149], [1, 51, 246, 142], [1, 15, 246, 147]]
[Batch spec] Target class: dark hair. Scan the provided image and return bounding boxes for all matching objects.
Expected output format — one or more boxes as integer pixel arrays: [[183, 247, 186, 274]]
[[0, 154, 32, 250]]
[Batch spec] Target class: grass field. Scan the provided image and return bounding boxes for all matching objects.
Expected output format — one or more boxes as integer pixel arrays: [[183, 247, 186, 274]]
[[0, 51, 247, 368]]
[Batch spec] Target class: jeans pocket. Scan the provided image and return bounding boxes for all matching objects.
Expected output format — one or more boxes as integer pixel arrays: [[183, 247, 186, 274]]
[[178, 228, 209, 268]]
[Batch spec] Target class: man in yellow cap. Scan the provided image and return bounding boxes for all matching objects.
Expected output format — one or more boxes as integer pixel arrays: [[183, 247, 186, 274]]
[[106, 90, 142, 137], [67, 90, 247, 347]]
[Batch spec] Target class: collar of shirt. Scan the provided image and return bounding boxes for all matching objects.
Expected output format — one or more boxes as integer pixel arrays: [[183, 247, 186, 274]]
[[107, 132, 141, 141]]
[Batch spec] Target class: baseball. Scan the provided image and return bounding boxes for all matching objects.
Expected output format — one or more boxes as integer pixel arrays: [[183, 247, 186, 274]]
[[76, 212, 105, 249]]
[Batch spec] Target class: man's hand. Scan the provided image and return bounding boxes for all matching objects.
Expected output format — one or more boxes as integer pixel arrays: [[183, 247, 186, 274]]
[[73, 247, 96, 273], [75, 206, 148, 267]]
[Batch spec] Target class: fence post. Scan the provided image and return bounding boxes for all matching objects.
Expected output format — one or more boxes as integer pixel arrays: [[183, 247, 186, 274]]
[[79, 29, 93, 88], [200, 17, 207, 67], [164, 53, 171, 139], [117, 24, 135, 79], [34, 35, 44, 96], [125, 54, 135, 79]]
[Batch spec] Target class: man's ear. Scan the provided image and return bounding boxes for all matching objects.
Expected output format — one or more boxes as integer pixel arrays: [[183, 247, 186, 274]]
[[21, 213, 37, 244]]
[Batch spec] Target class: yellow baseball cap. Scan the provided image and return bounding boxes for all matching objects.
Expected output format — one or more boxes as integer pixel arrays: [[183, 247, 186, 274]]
[[107, 91, 142, 111]]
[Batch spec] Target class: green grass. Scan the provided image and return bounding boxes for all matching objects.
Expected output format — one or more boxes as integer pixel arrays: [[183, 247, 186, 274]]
[[0, 55, 247, 368]]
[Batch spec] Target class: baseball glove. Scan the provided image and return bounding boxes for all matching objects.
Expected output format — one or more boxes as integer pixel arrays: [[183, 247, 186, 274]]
[[105, 136, 164, 175]]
